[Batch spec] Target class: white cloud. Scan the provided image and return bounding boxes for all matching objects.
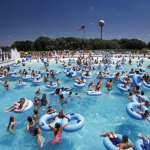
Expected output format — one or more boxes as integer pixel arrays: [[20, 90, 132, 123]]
[[51, 35, 54, 37], [119, 36, 122, 38], [91, 7, 93, 10], [12, 34, 15, 36], [90, 23, 93, 24], [148, 34, 150, 36], [43, 35, 46, 36], [60, 32, 63, 35], [7, 35, 11, 37]]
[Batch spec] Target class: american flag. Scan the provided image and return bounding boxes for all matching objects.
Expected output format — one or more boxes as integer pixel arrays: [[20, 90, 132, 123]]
[[77, 26, 85, 31]]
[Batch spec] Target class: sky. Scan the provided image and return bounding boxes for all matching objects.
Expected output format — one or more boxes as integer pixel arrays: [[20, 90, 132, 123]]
[[0, 0, 150, 46]]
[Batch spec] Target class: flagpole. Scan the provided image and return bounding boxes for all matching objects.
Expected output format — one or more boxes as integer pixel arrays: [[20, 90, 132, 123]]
[[84, 25, 85, 39]]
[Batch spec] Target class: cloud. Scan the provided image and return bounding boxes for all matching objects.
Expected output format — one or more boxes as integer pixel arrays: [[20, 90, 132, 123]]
[[91, 7, 93, 10], [148, 34, 150, 36], [119, 36, 122, 38], [12, 34, 15, 36], [60, 32, 63, 34], [90, 23, 93, 25], [43, 35, 46, 36], [103, 33, 105, 35], [51, 35, 54, 36], [7, 35, 11, 37], [110, 36, 114, 38]]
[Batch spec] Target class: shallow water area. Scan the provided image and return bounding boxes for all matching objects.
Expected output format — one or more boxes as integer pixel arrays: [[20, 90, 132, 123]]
[[0, 57, 150, 150]]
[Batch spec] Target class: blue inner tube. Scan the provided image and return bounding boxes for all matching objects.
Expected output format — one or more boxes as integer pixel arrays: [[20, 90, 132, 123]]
[[75, 79, 86, 83], [0, 75, 5, 79], [61, 113, 85, 132], [139, 60, 145, 63], [15, 82, 27, 86], [87, 91, 102, 96], [147, 66, 150, 69], [137, 64, 143, 68], [105, 75, 115, 80], [143, 80, 150, 88], [131, 95, 149, 103], [39, 113, 85, 132], [118, 84, 130, 92], [31, 74, 41, 79], [45, 83, 58, 88], [32, 79, 43, 83], [104, 64, 111, 67], [42, 60, 49, 65], [102, 70, 110, 74], [8, 71, 15, 75], [126, 102, 148, 120], [64, 66, 72, 69], [22, 75, 31, 80], [66, 72, 76, 78], [13, 64, 20, 67], [11, 74, 20, 78], [115, 65, 123, 70], [119, 76, 128, 84], [14, 100, 33, 113], [0, 80, 2, 84], [132, 75, 143, 87], [103, 134, 133, 150], [134, 139, 147, 150], [128, 73, 136, 78], [74, 82, 85, 88], [82, 73, 92, 79]]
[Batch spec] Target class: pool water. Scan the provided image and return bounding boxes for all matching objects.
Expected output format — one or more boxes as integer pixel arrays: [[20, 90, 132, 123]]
[[0, 57, 150, 150]]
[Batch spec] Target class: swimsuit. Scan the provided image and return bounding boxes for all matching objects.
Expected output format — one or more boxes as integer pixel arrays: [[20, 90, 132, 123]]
[[142, 140, 150, 150], [41, 98, 47, 106], [52, 133, 62, 144], [109, 137, 120, 146]]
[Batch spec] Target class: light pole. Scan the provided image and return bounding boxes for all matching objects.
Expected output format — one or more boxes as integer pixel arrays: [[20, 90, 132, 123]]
[[99, 20, 105, 39]]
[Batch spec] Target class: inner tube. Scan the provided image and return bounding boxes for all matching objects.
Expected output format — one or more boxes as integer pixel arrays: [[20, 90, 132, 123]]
[[74, 82, 85, 88], [0, 80, 2, 84], [42, 60, 49, 65], [15, 82, 27, 87], [102, 70, 110, 74], [64, 66, 72, 69], [147, 66, 150, 69], [126, 102, 148, 120], [45, 83, 58, 88], [66, 72, 76, 78], [75, 79, 86, 83], [139, 60, 145, 63], [11, 74, 20, 78], [137, 64, 143, 68], [8, 71, 15, 75], [13, 64, 20, 67], [0, 75, 5, 79], [39, 113, 85, 132], [39, 112, 59, 131], [119, 76, 128, 84], [131, 95, 149, 103], [132, 75, 143, 87], [128, 73, 136, 78], [82, 72, 92, 79], [115, 65, 123, 70], [61, 113, 85, 132], [31, 74, 41, 79], [22, 75, 31, 80], [87, 91, 102, 96], [104, 75, 115, 80], [14, 100, 33, 113], [143, 80, 150, 88], [118, 84, 130, 92], [103, 134, 133, 150], [51, 91, 70, 97], [104, 64, 111, 67], [32, 79, 43, 84], [134, 139, 147, 150]]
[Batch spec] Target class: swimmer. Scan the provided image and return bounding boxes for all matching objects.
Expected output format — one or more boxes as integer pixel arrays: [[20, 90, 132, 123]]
[[4, 98, 28, 113], [35, 88, 40, 96], [53, 110, 70, 121], [49, 122, 68, 144], [46, 106, 57, 114], [33, 109, 40, 124], [7, 116, 17, 132], [3, 80, 9, 90], [128, 92, 133, 99], [39, 94, 49, 110], [33, 97, 40, 108], [26, 116, 35, 133], [99, 129, 134, 150], [75, 93, 81, 97], [57, 79, 62, 85]]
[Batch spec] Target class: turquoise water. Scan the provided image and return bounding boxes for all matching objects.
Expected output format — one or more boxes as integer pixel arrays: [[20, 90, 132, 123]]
[[0, 58, 150, 150]]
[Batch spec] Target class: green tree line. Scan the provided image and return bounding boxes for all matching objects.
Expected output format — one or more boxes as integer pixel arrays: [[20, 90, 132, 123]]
[[1, 36, 150, 51]]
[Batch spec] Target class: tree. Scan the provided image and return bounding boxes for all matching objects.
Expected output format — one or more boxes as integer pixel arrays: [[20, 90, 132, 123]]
[[147, 42, 150, 49], [33, 36, 51, 51]]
